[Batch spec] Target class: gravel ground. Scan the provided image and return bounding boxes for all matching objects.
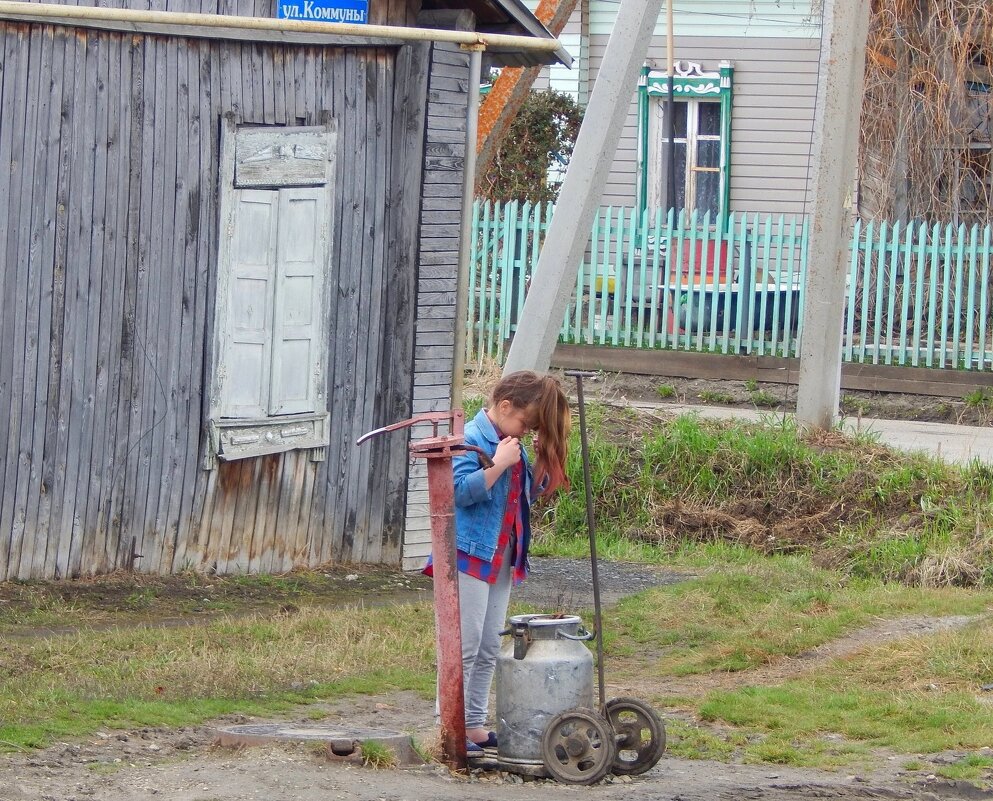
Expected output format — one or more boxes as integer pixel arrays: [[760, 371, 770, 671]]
[[515, 557, 687, 610]]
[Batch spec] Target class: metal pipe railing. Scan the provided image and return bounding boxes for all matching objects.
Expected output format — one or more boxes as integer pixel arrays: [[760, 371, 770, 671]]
[[0, 0, 563, 53]]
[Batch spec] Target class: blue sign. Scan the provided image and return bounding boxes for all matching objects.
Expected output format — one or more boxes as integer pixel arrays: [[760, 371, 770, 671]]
[[278, 0, 368, 24]]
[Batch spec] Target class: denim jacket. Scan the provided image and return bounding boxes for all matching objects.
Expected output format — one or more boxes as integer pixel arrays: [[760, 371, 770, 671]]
[[453, 408, 534, 563]]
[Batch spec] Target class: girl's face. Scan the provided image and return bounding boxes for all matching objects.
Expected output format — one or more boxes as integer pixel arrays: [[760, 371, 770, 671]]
[[490, 399, 535, 438]]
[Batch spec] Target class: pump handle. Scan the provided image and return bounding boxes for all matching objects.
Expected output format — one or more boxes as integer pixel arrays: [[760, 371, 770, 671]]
[[356, 410, 464, 446]]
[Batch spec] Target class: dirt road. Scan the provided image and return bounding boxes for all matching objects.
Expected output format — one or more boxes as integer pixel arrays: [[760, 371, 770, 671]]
[[4, 696, 990, 801], [3, 561, 991, 801]]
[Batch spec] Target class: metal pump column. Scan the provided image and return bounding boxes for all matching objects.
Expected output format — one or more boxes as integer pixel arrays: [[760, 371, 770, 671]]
[[357, 410, 493, 770]]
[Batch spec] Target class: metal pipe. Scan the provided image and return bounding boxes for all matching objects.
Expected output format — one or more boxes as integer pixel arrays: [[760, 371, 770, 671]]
[[565, 370, 606, 711], [356, 411, 469, 770], [578, 0, 590, 107], [664, 0, 676, 211], [452, 47, 482, 410], [0, 0, 563, 52], [425, 456, 468, 771]]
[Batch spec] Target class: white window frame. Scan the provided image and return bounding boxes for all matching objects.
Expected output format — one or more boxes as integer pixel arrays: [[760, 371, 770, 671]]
[[206, 120, 337, 467]]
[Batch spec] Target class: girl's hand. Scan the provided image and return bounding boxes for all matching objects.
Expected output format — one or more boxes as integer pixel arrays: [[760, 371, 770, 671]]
[[492, 436, 521, 472]]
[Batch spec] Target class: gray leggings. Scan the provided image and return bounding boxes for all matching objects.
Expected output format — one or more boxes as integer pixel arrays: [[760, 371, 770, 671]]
[[457, 545, 513, 729]]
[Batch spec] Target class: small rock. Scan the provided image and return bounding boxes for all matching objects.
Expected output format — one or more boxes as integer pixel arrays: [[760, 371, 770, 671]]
[[146, 743, 161, 752], [346, 574, 358, 581]]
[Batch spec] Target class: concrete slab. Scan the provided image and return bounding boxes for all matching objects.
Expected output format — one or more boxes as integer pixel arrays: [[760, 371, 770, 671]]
[[214, 723, 424, 766]]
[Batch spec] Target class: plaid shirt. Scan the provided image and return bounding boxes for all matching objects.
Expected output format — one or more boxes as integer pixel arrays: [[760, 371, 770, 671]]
[[423, 448, 529, 586]]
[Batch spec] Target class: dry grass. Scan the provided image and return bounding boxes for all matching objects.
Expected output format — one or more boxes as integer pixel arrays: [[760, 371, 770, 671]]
[[462, 357, 502, 399], [3, 603, 436, 705], [542, 409, 993, 588], [862, 0, 993, 223]]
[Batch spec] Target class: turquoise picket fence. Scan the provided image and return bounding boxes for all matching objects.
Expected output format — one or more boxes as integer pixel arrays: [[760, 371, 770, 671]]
[[467, 200, 993, 372]]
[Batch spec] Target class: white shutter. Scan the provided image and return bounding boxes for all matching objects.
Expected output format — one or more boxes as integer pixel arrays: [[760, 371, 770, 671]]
[[220, 190, 278, 418], [269, 187, 327, 415]]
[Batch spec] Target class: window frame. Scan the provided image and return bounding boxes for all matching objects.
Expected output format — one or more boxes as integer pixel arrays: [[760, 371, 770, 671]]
[[650, 97, 723, 215], [206, 119, 337, 467], [637, 60, 734, 224]]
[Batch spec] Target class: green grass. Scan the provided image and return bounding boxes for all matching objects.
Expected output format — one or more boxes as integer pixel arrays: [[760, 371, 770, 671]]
[[663, 718, 742, 761], [698, 678, 993, 765], [0, 603, 436, 751], [600, 551, 991, 675], [964, 388, 993, 410], [935, 753, 993, 782], [841, 395, 871, 416], [358, 739, 399, 768], [749, 389, 780, 408], [593, 551, 993, 769], [698, 390, 735, 404], [657, 383, 677, 399], [535, 409, 993, 589]]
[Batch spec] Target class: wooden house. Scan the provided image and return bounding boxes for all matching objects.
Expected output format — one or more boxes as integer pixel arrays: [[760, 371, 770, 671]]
[[0, 0, 566, 579], [537, 0, 991, 225], [538, 0, 821, 222]]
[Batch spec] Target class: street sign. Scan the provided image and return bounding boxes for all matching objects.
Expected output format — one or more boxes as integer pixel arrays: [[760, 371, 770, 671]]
[[277, 0, 368, 23]]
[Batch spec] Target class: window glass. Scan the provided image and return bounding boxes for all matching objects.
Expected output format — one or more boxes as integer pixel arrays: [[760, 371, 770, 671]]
[[698, 102, 721, 136], [697, 140, 720, 170], [695, 171, 720, 216], [650, 92, 727, 217], [673, 101, 688, 139], [674, 143, 687, 209]]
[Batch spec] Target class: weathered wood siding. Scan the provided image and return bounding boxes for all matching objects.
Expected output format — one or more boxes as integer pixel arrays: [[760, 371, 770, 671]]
[[403, 42, 469, 570], [0, 18, 432, 579]]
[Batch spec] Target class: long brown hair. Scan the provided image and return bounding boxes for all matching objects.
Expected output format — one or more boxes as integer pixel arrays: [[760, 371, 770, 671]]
[[491, 371, 571, 495]]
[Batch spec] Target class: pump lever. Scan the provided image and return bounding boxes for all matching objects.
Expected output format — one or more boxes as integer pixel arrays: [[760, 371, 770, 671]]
[[355, 410, 464, 446], [356, 410, 494, 469]]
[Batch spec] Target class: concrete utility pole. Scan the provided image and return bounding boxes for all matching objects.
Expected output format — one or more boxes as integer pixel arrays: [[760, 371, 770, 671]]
[[795, 0, 870, 430], [503, 0, 666, 374]]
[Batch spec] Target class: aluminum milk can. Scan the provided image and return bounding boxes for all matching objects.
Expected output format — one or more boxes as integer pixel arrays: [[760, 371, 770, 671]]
[[495, 614, 595, 765]]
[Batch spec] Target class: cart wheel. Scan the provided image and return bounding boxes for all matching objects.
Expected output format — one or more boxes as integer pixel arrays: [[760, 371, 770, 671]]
[[605, 696, 666, 775], [540, 709, 617, 785]]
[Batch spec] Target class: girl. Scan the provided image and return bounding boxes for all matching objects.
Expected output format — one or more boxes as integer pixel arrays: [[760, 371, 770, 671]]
[[447, 370, 571, 754]]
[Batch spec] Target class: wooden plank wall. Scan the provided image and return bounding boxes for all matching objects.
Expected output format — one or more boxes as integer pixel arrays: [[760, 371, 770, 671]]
[[0, 20, 429, 579], [403, 41, 469, 571]]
